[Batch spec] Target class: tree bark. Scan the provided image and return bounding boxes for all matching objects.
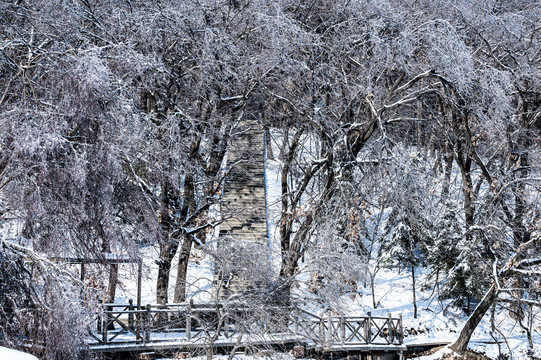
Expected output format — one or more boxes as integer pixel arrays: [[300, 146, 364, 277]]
[[106, 264, 119, 330], [156, 241, 178, 305], [412, 264, 417, 319], [106, 264, 118, 303], [455, 143, 475, 242], [156, 147, 200, 304], [156, 178, 179, 305], [441, 146, 453, 200], [171, 165, 197, 302], [171, 125, 225, 303], [451, 284, 498, 353], [265, 127, 274, 160], [510, 91, 535, 247], [173, 235, 193, 303]]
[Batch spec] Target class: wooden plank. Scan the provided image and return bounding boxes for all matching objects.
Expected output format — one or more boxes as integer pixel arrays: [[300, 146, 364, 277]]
[[388, 313, 393, 343], [365, 312, 371, 345], [322, 344, 408, 352], [88, 334, 306, 353], [340, 316, 345, 345], [107, 318, 141, 341], [405, 341, 451, 348]]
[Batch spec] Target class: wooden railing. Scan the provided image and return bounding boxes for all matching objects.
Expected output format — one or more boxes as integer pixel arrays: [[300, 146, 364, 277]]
[[89, 301, 290, 345], [88, 301, 403, 349], [293, 310, 403, 349]]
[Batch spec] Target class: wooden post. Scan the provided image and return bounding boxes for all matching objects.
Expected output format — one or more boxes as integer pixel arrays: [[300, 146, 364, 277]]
[[327, 311, 333, 348], [129, 299, 135, 329], [340, 316, 345, 345], [136, 304, 142, 341], [319, 317, 324, 347], [137, 352, 156, 360], [102, 307, 108, 344], [293, 345, 305, 358], [186, 301, 192, 340], [80, 263, 85, 282], [137, 262, 142, 309], [387, 313, 393, 344], [398, 313, 403, 344], [144, 304, 151, 345], [365, 312, 372, 344]]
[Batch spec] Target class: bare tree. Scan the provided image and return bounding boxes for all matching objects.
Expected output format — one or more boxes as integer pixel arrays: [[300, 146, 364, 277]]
[[1, 1, 540, 357], [0, 241, 95, 359]]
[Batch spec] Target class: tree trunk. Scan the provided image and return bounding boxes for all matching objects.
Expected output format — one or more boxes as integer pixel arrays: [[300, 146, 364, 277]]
[[441, 147, 453, 200], [458, 153, 475, 240], [265, 128, 274, 160], [412, 264, 417, 319], [450, 284, 498, 353], [206, 341, 214, 360], [156, 241, 178, 304], [173, 236, 193, 303], [156, 178, 179, 305], [172, 171, 197, 303], [511, 94, 533, 247], [511, 151, 530, 246], [106, 264, 118, 303], [106, 264, 119, 330], [371, 272, 377, 309]]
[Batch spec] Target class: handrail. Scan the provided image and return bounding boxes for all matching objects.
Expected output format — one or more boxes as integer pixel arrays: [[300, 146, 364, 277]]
[[90, 301, 403, 348], [312, 311, 404, 347], [92, 301, 287, 345], [295, 308, 324, 320]]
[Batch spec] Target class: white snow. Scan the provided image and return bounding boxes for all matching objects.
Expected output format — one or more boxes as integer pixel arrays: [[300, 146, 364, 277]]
[[0, 347, 39, 360], [105, 135, 541, 359]]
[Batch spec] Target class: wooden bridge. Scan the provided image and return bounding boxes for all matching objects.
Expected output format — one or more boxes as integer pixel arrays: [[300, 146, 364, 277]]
[[87, 301, 406, 358]]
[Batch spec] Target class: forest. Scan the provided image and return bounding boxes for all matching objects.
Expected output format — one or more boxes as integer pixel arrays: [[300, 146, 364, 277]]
[[0, 0, 540, 359]]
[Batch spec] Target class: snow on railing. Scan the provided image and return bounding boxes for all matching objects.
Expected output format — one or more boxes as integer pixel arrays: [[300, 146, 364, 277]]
[[89, 301, 403, 349], [294, 309, 404, 349]]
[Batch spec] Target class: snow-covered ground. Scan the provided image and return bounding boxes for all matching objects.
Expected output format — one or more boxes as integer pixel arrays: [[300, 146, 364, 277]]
[[0, 346, 39, 360], [112, 132, 539, 359], [114, 228, 540, 358], [334, 265, 540, 359], [126, 259, 539, 359], [115, 244, 215, 305]]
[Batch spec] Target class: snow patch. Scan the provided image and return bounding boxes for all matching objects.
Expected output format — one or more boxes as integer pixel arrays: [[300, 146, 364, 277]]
[[0, 347, 39, 360]]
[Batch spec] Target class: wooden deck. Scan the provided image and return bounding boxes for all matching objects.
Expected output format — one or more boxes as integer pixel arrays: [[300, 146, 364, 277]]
[[87, 302, 407, 357], [89, 334, 305, 353]]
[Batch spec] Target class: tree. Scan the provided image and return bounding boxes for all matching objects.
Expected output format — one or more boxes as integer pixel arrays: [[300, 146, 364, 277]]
[[406, 0, 541, 352], [0, 0, 158, 303], [271, 0, 458, 301], [450, 236, 541, 353], [382, 150, 434, 318], [0, 241, 94, 360], [1, 1, 540, 357]]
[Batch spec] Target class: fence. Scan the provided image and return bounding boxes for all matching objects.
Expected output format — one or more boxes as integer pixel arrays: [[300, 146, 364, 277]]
[[294, 310, 404, 349], [88, 301, 403, 350], [89, 301, 291, 346]]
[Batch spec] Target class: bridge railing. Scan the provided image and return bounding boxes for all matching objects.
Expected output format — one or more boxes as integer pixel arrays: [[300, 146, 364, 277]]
[[88, 302, 403, 348], [88, 301, 291, 345], [292, 310, 403, 348]]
